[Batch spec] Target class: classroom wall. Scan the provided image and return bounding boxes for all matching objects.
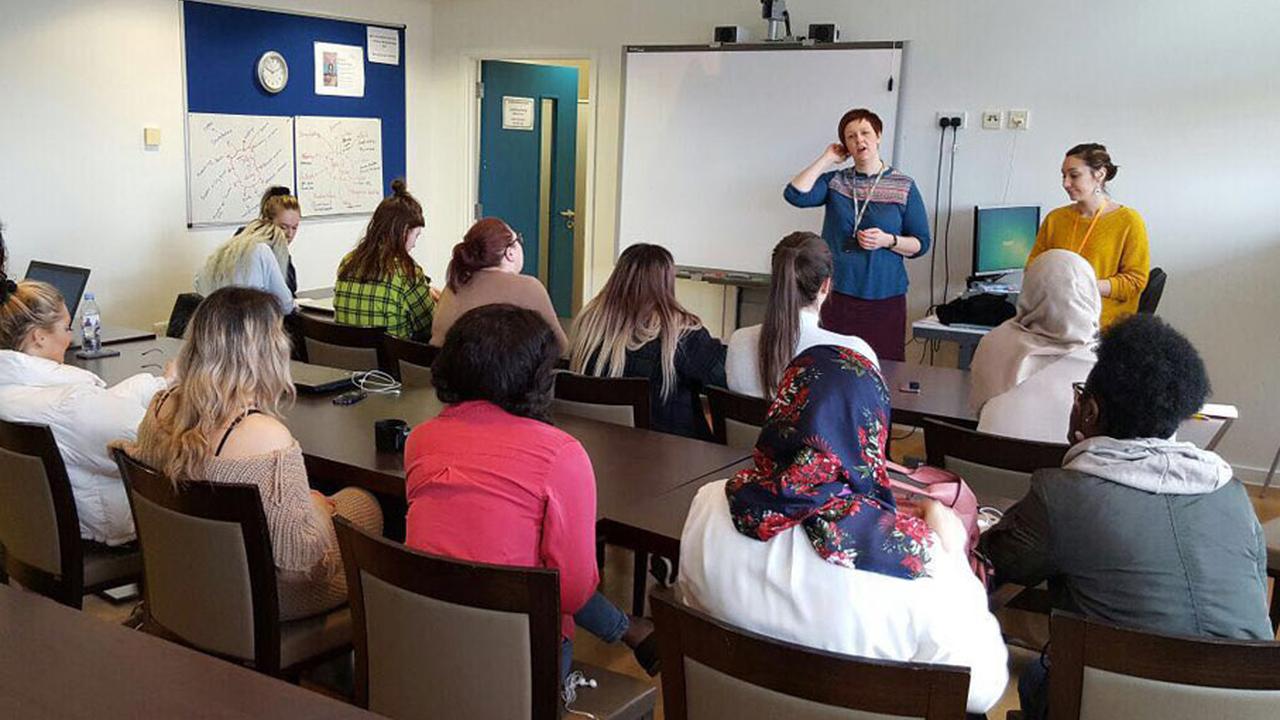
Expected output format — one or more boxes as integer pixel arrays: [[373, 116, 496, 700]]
[[0, 0, 433, 328], [423, 0, 1280, 478]]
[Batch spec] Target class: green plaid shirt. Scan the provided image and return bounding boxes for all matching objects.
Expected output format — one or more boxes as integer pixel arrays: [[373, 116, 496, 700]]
[[334, 265, 435, 342]]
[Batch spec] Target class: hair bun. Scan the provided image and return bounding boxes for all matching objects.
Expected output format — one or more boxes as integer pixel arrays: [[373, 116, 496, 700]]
[[0, 276, 17, 303], [390, 178, 409, 196]]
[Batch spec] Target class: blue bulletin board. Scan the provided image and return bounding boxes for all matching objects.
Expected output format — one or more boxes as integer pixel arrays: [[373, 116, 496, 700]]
[[182, 1, 406, 221]]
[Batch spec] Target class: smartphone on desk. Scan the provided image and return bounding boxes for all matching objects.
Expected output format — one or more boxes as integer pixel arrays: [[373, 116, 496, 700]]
[[332, 389, 368, 406]]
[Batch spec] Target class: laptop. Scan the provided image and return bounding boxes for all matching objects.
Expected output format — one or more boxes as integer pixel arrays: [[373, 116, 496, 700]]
[[290, 360, 355, 395], [25, 261, 91, 318]]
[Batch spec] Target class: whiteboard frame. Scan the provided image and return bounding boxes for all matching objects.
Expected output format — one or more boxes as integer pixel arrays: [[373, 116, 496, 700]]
[[615, 40, 907, 276]]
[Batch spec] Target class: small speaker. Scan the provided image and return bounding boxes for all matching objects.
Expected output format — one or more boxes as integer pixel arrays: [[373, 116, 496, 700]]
[[713, 25, 749, 43], [808, 23, 840, 43]]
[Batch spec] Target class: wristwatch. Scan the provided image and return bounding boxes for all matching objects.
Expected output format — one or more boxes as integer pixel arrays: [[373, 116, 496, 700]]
[[890, 234, 899, 248]]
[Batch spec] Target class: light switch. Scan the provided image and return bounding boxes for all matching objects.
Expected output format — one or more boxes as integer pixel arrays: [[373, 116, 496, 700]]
[[143, 127, 162, 147]]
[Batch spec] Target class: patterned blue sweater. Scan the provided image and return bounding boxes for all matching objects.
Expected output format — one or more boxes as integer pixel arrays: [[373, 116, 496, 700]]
[[784, 167, 931, 300]]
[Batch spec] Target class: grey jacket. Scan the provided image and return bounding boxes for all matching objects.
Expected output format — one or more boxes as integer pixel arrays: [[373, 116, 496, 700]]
[[980, 436, 1272, 640]]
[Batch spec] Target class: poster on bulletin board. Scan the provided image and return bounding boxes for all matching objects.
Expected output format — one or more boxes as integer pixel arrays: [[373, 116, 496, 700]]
[[181, 1, 406, 225]]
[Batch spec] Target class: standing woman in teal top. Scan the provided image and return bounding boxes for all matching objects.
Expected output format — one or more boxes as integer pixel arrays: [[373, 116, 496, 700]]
[[785, 108, 931, 361]]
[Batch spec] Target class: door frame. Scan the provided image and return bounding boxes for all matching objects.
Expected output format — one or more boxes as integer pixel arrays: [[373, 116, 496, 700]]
[[463, 50, 600, 316]]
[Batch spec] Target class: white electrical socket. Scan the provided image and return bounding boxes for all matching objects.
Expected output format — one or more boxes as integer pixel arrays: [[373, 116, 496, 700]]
[[1009, 109, 1031, 130], [935, 111, 968, 129], [981, 110, 1003, 130]]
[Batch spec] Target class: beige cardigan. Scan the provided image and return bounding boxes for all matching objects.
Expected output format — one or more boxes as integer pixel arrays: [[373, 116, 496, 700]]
[[430, 269, 568, 349]]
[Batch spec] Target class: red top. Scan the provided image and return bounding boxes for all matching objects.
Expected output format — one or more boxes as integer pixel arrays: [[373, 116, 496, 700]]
[[404, 400, 598, 639]]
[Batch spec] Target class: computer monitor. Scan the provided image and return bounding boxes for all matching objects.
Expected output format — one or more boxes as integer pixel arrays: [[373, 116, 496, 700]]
[[24, 261, 91, 318], [972, 205, 1040, 278]]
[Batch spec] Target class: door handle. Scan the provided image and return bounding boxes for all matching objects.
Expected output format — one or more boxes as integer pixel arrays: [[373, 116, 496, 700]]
[[558, 209, 575, 218]]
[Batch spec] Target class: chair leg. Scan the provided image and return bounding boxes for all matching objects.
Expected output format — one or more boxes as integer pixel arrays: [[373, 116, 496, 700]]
[[1262, 445, 1280, 497], [632, 550, 649, 617], [1269, 571, 1280, 636]]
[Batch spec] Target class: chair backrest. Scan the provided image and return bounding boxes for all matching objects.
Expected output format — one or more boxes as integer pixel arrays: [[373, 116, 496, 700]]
[[1138, 267, 1166, 315], [1049, 611, 1280, 720], [294, 313, 391, 373], [552, 372, 651, 429], [381, 334, 437, 387], [333, 516, 562, 720], [707, 386, 769, 448], [921, 418, 1067, 502], [0, 419, 84, 608], [112, 448, 282, 673], [651, 590, 970, 719], [166, 292, 204, 339]]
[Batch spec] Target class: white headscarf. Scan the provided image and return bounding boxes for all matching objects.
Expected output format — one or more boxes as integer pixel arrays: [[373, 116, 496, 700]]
[[969, 249, 1101, 413]]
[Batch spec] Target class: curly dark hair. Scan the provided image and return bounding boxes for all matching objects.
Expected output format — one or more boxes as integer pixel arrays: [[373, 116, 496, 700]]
[[1085, 314, 1210, 439], [431, 304, 558, 422]]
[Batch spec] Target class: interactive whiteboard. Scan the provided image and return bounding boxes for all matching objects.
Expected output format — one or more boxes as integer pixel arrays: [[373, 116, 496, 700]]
[[618, 43, 904, 275]]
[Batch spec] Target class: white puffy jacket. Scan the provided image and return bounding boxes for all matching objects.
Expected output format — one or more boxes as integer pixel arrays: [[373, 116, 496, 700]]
[[0, 350, 168, 546]]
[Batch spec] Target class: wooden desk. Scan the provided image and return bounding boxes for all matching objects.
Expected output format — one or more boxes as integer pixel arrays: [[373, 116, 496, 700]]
[[0, 584, 378, 719]]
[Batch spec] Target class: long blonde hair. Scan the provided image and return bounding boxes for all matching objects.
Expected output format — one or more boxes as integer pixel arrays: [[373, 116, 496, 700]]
[[133, 287, 295, 484], [199, 220, 290, 293], [569, 244, 701, 400]]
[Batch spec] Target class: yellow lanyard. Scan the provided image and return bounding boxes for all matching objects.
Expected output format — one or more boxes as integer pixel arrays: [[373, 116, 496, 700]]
[[1071, 198, 1108, 254]]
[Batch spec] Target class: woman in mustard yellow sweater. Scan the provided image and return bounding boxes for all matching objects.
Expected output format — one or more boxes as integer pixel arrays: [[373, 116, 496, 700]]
[[1026, 143, 1149, 328]]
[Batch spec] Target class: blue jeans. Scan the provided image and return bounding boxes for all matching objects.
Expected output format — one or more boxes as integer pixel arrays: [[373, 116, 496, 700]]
[[1018, 651, 1050, 720], [559, 592, 630, 680]]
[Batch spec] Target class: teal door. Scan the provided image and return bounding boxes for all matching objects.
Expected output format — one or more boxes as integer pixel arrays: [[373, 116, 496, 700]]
[[478, 60, 578, 317]]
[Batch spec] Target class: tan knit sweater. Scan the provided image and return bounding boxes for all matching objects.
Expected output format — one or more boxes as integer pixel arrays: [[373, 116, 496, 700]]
[[429, 268, 568, 349], [202, 442, 339, 586]]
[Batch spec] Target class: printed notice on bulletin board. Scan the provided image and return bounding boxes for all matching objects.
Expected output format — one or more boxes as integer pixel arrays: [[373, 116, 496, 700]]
[[314, 41, 365, 97], [502, 96, 535, 130], [367, 26, 400, 65]]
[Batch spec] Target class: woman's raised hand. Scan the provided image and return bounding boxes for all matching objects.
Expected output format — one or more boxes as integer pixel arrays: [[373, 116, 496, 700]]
[[822, 142, 850, 166]]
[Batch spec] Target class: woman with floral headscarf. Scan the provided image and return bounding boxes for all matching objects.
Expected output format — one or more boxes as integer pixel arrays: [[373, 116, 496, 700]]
[[677, 345, 1008, 715]]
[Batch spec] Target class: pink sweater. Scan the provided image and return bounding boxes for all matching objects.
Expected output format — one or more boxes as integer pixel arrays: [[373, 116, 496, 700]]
[[404, 401, 598, 639]]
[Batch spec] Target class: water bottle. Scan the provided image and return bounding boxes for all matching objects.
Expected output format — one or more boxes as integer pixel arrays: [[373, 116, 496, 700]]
[[81, 292, 102, 354]]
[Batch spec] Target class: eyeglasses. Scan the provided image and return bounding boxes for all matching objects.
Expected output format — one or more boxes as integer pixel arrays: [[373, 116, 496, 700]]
[[1072, 381, 1088, 401], [511, 232, 524, 247]]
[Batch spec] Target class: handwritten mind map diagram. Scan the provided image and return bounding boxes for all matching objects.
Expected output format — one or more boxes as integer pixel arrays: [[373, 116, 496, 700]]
[[295, 116, 384, 216], [187, 113, 295, 225]]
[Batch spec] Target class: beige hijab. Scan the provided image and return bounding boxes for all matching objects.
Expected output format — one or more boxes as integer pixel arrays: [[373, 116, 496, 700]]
[[969, 249, 1101, 413]]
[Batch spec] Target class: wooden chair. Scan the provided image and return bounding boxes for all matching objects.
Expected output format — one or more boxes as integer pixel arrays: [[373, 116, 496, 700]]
[[0, 419, 141, 609], [333, 516, 657, 720], [706, 386, 769, 448], [1137, 267, 1167, 315], [1048, 611, 1280, 719], [552, 372, 651, 429], [165, 292, 204, 339], [922, 418, 1067, 503], [113, 448, 351, 678], [381, 334, 437, 387], [651, 589, 972, 719], [293, 313, 391, 374]]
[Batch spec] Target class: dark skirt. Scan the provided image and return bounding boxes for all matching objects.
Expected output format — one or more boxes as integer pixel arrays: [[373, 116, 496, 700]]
[[819, 291, 907, 362]]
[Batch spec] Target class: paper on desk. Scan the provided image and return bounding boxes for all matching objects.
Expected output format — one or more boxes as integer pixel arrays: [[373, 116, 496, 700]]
[[314, 42, 365, 97]]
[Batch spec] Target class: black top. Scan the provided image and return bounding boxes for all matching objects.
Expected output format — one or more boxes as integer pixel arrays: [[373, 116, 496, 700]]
[[620, 328, 727, 440]]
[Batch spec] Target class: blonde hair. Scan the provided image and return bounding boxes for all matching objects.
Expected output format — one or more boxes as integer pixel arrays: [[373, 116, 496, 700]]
[[569, 244, 701, 400], [258, 187, 301, 222], [133, 287, 295, 484], [199, 220, 290, 294], [0, 280, 65, 351]]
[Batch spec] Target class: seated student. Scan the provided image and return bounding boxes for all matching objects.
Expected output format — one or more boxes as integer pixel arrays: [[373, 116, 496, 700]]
[[726, 231, 877, 398], [0, 278, 172, 546], [679, 345, 1008, 715], [979, 314, 1271, 720], [248, 186, 303, 296], [196, 216, 296, 314], [405, 304, 657, 679], [334, 180, 435, 341], [122, 287, 383, 621], [569, 244, 726, 439], [969, 249, 1101, 443], [429, 217, 567, 350]]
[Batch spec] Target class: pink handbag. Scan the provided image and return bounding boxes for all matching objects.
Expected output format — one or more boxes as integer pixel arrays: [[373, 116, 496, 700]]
[[885, 461, 990, 584]]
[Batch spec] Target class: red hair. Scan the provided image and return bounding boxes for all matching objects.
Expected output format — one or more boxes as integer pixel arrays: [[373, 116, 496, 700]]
[[445, 217, 518, 291], [837, 108, 883, 142]]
